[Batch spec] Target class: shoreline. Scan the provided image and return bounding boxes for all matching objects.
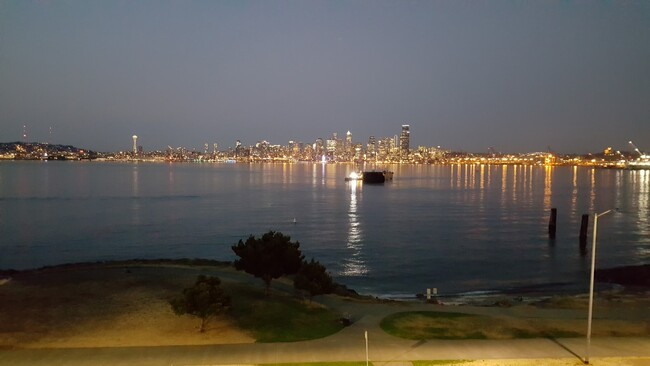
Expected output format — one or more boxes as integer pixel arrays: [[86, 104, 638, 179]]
[[2, 259, 649, 302], [1, 259, 649, 350]]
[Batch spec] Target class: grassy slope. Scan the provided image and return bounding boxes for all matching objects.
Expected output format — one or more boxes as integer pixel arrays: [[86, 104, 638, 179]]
[[380, 311, 582, 340], [227, 282, 344, 342]]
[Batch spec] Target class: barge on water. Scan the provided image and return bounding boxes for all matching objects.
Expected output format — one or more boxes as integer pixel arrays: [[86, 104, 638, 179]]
[[345, 170, 394, 183]]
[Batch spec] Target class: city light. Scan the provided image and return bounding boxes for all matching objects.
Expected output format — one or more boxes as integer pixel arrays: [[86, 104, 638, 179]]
[[0, 126, 647, 169]]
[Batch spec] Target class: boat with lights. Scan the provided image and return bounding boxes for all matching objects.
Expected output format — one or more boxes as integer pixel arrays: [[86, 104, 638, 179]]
[[345, 170, 394, 183]]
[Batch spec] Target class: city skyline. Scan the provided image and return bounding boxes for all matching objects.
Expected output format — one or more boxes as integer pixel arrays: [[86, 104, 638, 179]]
[[1, 1, 649, 154]]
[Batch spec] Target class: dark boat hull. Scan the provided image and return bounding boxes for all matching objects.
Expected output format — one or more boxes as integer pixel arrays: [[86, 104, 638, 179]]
[[362, 171, 386, 183]]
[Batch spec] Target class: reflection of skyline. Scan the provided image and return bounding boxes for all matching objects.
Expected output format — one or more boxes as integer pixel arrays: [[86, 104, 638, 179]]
[[543, 165, 552, 212], [2, 162, 648, 294], [341, 182, 368, 276], [131, 165, 140, 225], [632, 170, 649, 239]]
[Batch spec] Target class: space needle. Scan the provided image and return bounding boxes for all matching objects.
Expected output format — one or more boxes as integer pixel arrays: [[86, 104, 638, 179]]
[[132, 135, 138, 155]]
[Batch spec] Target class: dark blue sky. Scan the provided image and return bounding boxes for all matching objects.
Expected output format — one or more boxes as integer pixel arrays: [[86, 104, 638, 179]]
[[1, 1, 649, 153]]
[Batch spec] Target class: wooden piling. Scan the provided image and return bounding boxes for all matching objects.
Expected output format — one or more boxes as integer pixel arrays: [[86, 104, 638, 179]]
[[548, 208, 557, 239], [579, 213, 589, 250]]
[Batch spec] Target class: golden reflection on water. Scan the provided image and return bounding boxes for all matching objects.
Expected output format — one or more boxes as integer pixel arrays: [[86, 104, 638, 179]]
[[570, 166, 577, 214], [478, 164, 480, 206], [512, 165, 518, 203], [543, 165, 552, 211], [633, 170, 649, 229], [342, 181, 368, 276], [589, 168, 596, 213], [615, 169, 624, 210], [501, 165, 508, 208], [524, 165, 533, 203], [628, 170, 650, 258], [324, 164, 337, 189], [281, 162, 294, 185]]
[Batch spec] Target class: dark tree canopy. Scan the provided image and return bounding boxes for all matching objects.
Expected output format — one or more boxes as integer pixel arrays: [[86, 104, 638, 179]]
[[170, 275, 231, 332], [294, 258, 334, 301], [231, 231, 304, 292]]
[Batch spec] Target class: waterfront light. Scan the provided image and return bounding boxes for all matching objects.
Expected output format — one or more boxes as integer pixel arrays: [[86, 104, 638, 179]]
[[584, 208, 617, 365]]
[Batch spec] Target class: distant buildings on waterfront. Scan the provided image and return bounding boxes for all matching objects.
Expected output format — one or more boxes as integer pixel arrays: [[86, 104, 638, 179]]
[[0, 142, 96, 160], [1, 124, 648, 169]]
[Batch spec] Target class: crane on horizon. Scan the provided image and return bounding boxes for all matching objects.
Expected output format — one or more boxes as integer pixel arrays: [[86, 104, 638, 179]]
[[628, 141, 644, 156]]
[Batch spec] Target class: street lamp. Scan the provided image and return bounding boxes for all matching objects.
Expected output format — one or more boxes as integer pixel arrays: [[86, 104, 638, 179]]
[[584, 208, 617, 365]]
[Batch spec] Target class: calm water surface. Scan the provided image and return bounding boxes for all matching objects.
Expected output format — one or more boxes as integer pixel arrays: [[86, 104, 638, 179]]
[[1, 161, 648, 297]]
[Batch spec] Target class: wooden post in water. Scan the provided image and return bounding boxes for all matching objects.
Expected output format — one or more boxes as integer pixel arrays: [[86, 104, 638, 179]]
[[548, 208, 557, 239], [579, 214, 589, 251]]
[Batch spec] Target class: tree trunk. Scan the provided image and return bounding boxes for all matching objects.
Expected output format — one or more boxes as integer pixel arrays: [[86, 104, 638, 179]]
[[264, 276, 271, 296], [199, 317, 206, 332]]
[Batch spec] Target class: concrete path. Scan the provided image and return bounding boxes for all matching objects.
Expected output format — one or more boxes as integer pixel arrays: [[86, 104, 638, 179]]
[[1, 335, 649, 366], [1, 295, 649, 366]]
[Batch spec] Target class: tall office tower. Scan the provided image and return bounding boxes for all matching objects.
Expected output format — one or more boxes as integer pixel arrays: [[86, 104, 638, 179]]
[[292, 142, 302, 158], [204, 143, 209, 154], [213, 143, 218, 154], [346, 131, 352, 150], [326, 138, 337, 160], [132, 135, 138, 154], [400, 124, 410, 157], [367, 136, 376, 157], [314, 138, 324, 158], [235, 139, 242, 157]]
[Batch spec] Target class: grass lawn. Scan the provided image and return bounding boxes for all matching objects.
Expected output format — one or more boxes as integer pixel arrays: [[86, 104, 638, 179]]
[[380, 311, 582, 340], [226, 282, 345, 342]]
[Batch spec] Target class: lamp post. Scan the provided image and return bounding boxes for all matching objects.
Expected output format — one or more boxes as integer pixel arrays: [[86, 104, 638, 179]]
[[584, 209, 615, 364], [364, 330, 369, 366]]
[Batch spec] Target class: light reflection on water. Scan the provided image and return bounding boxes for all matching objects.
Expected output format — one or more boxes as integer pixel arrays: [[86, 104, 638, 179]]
[[0, 162, 648, 296], [341, 182, 368, 276]]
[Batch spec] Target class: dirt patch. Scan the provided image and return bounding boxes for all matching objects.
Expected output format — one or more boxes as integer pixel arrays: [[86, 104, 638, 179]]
[[0, 265, 254, 348]]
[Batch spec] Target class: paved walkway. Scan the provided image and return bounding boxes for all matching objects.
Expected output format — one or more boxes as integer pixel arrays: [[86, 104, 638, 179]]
[[2, 296, 649, 366]]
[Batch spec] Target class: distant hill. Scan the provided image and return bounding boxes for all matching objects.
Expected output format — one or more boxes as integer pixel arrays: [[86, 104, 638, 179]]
[[0, 141, 98, 160]]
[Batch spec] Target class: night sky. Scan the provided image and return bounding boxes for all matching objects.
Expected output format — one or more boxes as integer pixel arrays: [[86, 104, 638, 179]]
[[1, 1, 649, 153]]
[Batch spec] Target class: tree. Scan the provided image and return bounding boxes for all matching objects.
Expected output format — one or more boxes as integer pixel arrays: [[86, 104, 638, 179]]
[[170, 275, 231, 332], [231, 231, 304, 294], [294, 258, 335, 302]]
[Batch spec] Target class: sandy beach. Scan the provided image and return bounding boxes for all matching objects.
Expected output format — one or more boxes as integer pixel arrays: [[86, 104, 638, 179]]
[[1, 261, 649, 350]]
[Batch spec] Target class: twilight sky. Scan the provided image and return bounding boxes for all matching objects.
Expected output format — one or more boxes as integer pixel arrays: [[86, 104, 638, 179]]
[[1, 1, 649, 153]]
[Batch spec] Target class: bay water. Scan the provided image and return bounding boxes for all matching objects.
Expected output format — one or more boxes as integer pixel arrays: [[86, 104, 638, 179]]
[[1, 161, 648, 298]]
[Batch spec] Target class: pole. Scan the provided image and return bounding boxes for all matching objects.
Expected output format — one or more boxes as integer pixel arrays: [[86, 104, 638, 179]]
[[365, 330, 369, 366], [548, 208, 557, 239], [585, 213, 598, 364], [585, 209, 613, 364]]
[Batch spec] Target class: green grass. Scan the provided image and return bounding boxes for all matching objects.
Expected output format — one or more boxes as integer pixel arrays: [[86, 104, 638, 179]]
[[226, 283, 345, 342], [381, 311, 483, 340], [380, 311, 582, 340]]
